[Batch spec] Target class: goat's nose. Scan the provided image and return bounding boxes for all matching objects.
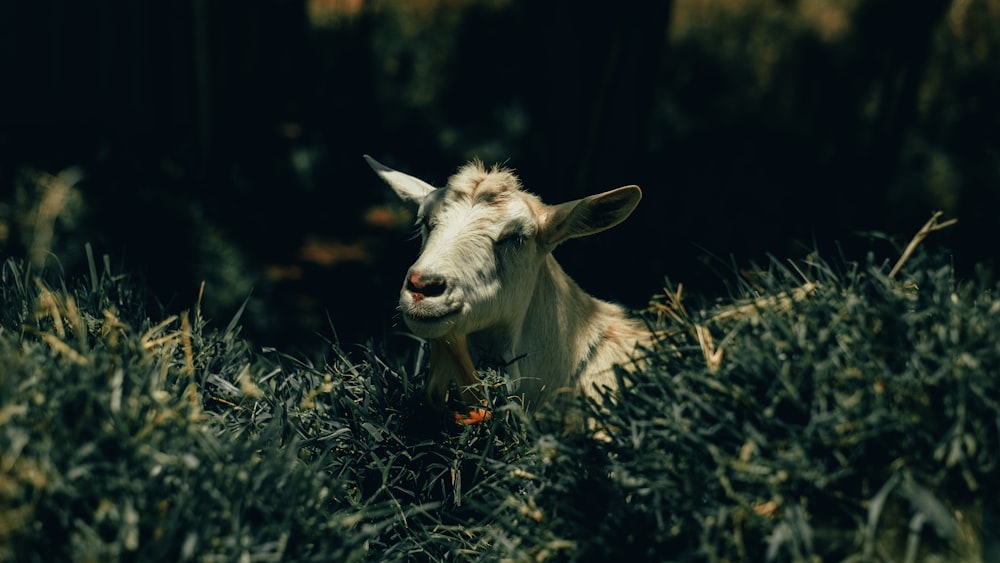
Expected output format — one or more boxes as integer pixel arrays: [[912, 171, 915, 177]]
[[405, 270, 447, 300]]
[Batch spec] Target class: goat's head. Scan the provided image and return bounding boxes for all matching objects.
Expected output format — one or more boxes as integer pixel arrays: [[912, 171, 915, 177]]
[[366, 155, 642, 341]]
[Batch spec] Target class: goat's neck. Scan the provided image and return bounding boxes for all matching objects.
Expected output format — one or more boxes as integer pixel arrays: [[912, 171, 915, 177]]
[[479, 255, 605, 400], [528, 254, 603, 334]]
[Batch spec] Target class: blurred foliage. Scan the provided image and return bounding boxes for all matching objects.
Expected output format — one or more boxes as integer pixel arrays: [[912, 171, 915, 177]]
[[2, 242, 999, 560], [2, 0, 999, 351]]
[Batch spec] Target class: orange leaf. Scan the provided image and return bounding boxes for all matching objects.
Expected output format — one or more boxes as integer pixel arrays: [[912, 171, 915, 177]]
[[453, 404, 492, 425]]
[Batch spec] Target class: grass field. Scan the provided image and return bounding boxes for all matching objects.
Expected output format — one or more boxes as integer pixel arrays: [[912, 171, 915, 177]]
[[2, 236, 998, 561]]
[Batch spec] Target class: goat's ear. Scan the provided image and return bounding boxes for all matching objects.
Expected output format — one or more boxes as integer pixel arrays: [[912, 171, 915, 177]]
[[364, 155, 437, 203], [539, 185, 642, 249]]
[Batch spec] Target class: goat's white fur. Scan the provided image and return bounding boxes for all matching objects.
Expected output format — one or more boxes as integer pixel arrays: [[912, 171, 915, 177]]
[[366, 155, 649, 413]]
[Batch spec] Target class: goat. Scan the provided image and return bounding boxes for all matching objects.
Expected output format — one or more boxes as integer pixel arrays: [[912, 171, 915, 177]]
[[366, 155, 649, 420]]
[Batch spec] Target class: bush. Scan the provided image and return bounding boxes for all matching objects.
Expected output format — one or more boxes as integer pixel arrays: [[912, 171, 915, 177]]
[[2, 244, 998, 561]]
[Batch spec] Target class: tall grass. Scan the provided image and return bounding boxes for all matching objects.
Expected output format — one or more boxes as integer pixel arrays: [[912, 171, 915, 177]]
[[2, 243, 998, 561]]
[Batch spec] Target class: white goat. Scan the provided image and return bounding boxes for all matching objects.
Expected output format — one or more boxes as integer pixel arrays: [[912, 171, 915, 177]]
[[366, 155, 649, 418]]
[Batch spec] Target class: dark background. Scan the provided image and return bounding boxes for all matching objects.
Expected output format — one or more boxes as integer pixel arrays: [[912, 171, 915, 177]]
[[2, 0, 997, 352]]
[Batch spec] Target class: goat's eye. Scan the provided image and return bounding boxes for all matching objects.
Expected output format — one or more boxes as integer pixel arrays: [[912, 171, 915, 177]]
[[410, 216, 432, 242], [495, 231, 526, 248]]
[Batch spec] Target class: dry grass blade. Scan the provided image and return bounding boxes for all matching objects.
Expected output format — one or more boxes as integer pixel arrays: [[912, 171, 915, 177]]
[[695, 324, 724, 373], [34, 279, 65, 338], [649, 277, 818, 373], [709, 281, 819, 324], [889, 211, 958, 279], [181, 311, 195, 376], [40, 332, 88, 365]]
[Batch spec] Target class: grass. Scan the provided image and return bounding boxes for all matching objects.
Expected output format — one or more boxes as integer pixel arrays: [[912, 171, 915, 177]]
[[2, 238, 999, 561]]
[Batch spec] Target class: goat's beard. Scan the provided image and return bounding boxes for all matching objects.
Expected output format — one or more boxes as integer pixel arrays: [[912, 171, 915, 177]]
[[425, 335, 483, 408]]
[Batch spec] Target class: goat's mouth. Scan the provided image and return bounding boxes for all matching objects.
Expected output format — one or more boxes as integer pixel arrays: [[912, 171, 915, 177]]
[[404, 306, 461, 322], [399, 285, 465, 337], [401, 301, 463, 328]]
